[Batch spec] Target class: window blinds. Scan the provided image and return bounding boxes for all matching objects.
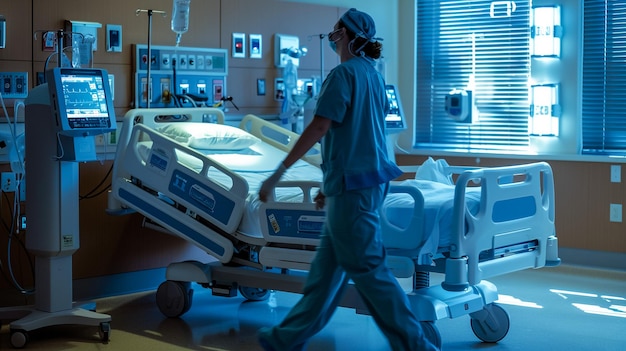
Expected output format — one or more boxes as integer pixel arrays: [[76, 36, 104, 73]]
[[415, 0, 531, 152], [582, 1, 626, 155]]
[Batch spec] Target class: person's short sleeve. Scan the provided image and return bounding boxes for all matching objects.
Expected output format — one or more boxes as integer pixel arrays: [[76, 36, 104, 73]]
[[314, 67, 352, 123]]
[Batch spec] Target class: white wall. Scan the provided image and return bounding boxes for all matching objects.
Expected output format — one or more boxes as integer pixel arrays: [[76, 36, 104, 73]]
[[282, 0, 400, 86], [283, 0, 411, 152]]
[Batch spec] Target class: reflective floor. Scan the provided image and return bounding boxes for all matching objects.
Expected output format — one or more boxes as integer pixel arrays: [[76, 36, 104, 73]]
[[1, 264, 625, 350]]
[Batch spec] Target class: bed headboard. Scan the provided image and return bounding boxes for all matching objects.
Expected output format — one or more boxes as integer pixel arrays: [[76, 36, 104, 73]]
[[123, 107, 225, 129], [112, 108, 227, 182], [116, 107, 225, 150]]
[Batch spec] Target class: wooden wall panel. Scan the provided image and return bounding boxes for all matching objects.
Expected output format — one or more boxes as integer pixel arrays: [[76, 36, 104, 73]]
[[0, 1, 32, 62]]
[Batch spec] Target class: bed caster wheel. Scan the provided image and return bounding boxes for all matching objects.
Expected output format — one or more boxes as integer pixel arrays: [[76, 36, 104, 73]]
[[156, 280, 193, 318], [470, 303, 510, 343], [10, 329, 28, 349], [238, 286, 270, 301], [99, 322, 111, 343]]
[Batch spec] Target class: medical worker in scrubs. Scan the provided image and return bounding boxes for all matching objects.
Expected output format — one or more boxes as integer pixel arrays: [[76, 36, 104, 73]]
[[257, 8, 441, 351]]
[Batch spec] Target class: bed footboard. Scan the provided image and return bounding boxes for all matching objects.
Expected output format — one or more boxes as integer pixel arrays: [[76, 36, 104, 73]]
[[444, 161, 557, 290]]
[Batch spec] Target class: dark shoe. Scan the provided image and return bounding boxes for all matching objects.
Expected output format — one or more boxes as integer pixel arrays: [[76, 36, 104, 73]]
[[421, 321, 442, 350], [257, 328, 276, 351]]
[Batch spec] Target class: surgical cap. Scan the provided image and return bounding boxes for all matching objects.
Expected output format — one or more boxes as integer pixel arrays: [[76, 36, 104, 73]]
[[340, 8, 382, 42]]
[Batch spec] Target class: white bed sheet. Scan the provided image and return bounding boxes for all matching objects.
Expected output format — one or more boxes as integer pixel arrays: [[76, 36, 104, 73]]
[[137, 138, 476, 257], [383, 180, 481, 264]]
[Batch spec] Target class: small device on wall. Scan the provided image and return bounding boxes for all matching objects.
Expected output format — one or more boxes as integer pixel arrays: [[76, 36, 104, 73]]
[[274, 78, 285, 101], [250, 34, 262, 59], [65, 20, 102, 51], [0, 15, 6, 49], [275, 34, 300, 67], [232, 32, 245, 58], [106, 24, 122, 52], [445, 89, 474, 123]]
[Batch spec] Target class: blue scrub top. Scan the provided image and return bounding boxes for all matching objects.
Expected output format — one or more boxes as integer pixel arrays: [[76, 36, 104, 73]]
[[314, 56, 402, 196]]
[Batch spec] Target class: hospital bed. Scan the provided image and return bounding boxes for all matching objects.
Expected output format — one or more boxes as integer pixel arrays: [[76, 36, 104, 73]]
[[107, 107, 560, 343]]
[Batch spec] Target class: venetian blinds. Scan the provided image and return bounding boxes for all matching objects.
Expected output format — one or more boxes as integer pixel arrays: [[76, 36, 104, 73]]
[[414, 0, 531, 153], [582, 1, 626, 155]]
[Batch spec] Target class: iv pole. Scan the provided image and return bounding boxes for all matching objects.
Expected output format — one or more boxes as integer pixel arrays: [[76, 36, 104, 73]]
[[136, 9, 167, 108], [309, 33, 327, 82]]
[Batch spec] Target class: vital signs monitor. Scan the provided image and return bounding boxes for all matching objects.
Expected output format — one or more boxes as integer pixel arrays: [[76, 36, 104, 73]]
[[385, 84, 405, 133], [45, 67, 117, 136]]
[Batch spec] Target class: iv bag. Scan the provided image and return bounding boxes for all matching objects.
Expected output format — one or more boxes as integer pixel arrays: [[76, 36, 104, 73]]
[[171, 0, 191, 35]]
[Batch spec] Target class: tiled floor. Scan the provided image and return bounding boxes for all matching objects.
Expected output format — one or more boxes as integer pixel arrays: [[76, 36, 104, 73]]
[[1, 264, 625, 350]]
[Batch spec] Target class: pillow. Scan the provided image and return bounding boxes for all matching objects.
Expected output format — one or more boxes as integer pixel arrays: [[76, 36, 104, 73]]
[[157, 122, 260, 150]]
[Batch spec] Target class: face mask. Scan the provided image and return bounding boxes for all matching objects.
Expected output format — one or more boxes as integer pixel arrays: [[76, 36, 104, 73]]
[[329, 39, 337, 53], [327, 28, 342, 53]]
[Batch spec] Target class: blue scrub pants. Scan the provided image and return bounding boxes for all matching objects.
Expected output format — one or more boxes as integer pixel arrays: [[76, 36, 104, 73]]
[[259, 183, 439, 351]]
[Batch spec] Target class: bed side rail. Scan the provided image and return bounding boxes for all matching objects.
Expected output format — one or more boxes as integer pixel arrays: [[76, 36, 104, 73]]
[[239, 114, 322, 167], [111, 108, 226, 192], [114, 122, 248, 235], [381, 182, 426, 252], [258, 180, 324, 247], [446, 161, 557, 288]]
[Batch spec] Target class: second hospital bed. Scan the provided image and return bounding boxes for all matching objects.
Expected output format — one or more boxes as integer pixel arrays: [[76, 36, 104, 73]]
[[107, 107, 560, 343]]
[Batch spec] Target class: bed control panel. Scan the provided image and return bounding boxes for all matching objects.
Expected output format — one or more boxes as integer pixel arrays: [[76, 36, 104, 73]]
[[264, 209, 325, 243]]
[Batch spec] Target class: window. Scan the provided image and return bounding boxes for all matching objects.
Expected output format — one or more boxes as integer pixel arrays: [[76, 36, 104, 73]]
[[415, 0, 531, 153], [582, 1, 626, 155]]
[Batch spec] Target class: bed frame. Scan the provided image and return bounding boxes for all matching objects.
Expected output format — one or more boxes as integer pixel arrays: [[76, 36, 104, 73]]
[[107, 107, 560, 343]]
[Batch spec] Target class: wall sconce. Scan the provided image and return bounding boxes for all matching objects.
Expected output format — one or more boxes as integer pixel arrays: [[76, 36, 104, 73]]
[[529, 84, 561, 136], [530, 6, 562, 57]]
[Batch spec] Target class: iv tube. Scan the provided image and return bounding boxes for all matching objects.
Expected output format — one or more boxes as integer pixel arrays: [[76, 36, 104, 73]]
[[171, 0, 191, 46]]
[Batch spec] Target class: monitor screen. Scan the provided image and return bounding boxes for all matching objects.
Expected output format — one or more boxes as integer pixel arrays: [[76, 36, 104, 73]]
[[46, 68, 116, 136], [385, 85, 405, 132]]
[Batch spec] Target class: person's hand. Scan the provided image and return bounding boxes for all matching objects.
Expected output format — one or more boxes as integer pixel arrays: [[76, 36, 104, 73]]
[[314, 190, 326, 210], [259, 163, 288, 202]]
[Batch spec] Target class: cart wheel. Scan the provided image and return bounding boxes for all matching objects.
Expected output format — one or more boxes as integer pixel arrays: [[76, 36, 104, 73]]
[[10, 329, 28, 349], [470, 303, 510, 343], [156, 281, 193, 317], [239, 286, 270, 301], [99, 322, 111, 343]]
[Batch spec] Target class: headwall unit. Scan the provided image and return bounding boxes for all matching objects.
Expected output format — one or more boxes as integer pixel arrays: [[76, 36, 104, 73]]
[[133, 45, 228, 109]]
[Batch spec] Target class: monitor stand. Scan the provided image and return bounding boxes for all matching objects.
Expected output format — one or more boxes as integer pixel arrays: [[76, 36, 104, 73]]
[[0, 87, 111, 348]]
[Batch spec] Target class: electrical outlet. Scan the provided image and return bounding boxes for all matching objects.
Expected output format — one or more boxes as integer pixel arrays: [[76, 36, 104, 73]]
[[108, 130, 118, 145], [0, 72, 29, 98], [610, 203, 622, 222], [1, 172, 16, 192], [611, 165, 621, 183]]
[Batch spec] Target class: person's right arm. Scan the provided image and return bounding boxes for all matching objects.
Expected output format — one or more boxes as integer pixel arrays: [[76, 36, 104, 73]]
[[258, 115, 331, 202]]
